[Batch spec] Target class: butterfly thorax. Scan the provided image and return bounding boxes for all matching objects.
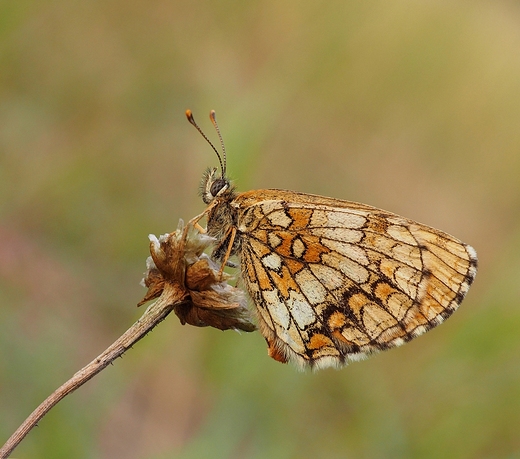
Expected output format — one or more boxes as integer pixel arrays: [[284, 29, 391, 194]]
[[200, 167, 241, 261]]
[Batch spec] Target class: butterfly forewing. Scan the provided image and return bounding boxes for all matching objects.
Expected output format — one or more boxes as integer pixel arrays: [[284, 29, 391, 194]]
[[231, 189, 477, 369]]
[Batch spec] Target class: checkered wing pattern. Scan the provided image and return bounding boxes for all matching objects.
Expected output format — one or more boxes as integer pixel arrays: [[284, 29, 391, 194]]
[[235, 189, 477, 370]]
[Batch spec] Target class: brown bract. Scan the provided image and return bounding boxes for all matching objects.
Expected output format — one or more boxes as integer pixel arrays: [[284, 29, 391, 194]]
[[138, 221, 256, 333]]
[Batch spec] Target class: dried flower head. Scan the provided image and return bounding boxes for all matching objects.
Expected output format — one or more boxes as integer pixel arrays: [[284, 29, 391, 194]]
[[139, 220, 256, 333]]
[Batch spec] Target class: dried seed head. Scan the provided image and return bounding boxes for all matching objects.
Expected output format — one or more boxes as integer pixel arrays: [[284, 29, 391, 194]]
[[139, 220, 256, 332]]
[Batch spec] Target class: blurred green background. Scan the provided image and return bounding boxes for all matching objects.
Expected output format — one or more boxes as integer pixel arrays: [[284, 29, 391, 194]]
[[1, 1, 519, 458]]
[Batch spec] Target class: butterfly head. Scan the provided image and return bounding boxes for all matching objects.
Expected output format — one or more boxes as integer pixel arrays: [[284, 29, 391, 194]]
[[186, 109, 231, 205], [200, 167, 230, 204]]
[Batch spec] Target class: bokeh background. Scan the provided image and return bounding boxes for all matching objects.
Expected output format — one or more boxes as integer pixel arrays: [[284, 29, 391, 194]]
[[1, 1, 519, 458]]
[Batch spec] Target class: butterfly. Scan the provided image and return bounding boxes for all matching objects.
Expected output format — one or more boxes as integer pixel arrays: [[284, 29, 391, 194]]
[[186, 110, 478, 370]]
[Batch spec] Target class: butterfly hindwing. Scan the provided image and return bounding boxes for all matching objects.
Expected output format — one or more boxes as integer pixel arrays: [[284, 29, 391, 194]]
[[233, 190, 477, 369]]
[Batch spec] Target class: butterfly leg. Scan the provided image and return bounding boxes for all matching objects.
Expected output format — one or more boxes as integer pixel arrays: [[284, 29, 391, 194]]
[[187, 212, 208, 234], [185, 200, 220, 238], [193, 221, 206, 234], [217, 226, 237, 279]]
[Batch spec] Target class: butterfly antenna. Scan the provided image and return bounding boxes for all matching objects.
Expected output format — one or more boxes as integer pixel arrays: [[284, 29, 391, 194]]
[[209, 110, 226, 178], [185, 109, 225, 177]]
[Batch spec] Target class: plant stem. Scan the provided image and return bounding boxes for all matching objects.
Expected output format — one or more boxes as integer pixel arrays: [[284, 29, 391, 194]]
[[0, 283, 187, 459]]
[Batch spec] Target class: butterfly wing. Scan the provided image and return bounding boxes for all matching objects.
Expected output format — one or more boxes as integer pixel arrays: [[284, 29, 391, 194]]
[[234, 189, 477, 370]]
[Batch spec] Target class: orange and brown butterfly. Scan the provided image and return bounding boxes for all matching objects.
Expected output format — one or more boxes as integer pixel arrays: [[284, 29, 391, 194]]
[[185, 109, 477, 370]]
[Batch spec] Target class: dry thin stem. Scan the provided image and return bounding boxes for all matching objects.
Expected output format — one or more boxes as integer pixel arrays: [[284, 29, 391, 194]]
[[0, 283, 187, 459], [0, 220, 254, 458]]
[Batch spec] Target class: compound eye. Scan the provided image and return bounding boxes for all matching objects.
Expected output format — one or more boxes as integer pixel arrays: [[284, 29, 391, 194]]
[[210, 178, 227, 197]]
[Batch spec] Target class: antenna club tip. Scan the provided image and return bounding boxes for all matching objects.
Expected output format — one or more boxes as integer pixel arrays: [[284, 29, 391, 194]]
[[185, 109, 194, 121]]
